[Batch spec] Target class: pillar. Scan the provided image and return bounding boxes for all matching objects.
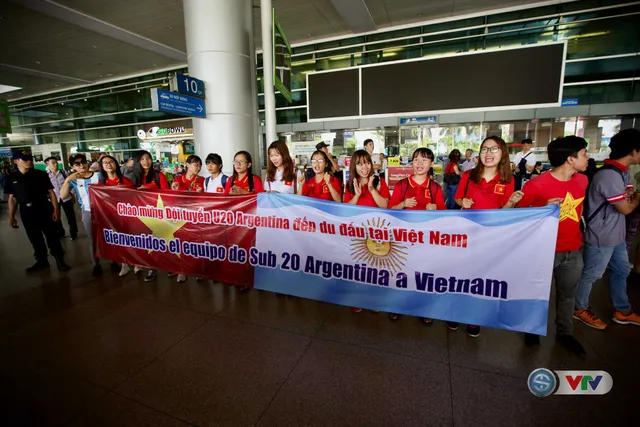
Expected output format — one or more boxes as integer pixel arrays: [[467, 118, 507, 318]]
[[183, 0, 259, 176]]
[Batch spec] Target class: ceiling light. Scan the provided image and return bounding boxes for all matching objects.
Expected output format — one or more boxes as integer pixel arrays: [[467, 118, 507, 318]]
[[137, 89, 141, 92], [61, 102, 64, 105], [35, 61, 40, 64], [84, 98, 87, 101], [92, 45, 97, 49]]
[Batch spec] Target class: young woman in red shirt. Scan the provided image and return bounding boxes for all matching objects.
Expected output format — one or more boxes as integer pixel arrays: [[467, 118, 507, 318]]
[[389, 148, 445, 211], [224, 151, 265, 195], [98, 155, 134, 188], [451, 136, 524, 337], [388, 148, 444, 324], [97, 155, 136, 277], [301, 150, 342, 202], [344, 149, 390, 208], [172, 155, 205, 193], [133, 150, 170, 190], [344, 149, 391, 313]]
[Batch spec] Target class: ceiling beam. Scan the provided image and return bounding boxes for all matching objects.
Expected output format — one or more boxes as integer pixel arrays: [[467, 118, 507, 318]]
[[329, 0, 377, 33], [9, 0, 187, 62], [0, 63, 91, 84]]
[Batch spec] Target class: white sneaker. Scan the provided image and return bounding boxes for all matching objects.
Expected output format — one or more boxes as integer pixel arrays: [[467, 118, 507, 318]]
[[177, 274, 187, 283], [118, 264, 131, 277], [134, 266, 143, 274]]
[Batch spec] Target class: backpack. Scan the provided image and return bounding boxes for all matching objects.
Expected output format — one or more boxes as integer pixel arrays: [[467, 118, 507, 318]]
[[443, 163, 461, 185], [516, 152, 533, 178], [204, 174, 228, 192], [582, 164, 625, 232]]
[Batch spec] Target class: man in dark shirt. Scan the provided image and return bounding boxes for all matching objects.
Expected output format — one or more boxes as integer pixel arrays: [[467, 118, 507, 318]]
[[5, 151, 70, 272]]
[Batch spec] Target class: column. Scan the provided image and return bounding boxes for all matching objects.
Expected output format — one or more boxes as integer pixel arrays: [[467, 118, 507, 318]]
[[183, 0, 259, 176]]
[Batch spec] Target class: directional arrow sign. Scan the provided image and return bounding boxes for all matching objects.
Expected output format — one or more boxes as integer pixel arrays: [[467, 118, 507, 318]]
[[151, 88, 206, 118]]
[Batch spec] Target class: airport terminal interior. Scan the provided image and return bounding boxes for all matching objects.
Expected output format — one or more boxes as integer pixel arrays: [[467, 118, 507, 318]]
[[1, 0, 640, 425]]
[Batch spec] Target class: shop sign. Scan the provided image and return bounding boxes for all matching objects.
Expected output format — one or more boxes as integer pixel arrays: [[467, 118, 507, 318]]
[[400, 116, 437, 125], [561, 98, 579, 107], [137, 126, 187, 140], [387, 156, 400, 166]]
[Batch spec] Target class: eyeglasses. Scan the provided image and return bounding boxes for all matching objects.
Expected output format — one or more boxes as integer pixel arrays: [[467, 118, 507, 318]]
[[102, 161, 116, 166], [310, 160, 325, 165], [480, 146, 501, 154], [233, 161, 248, 166], [73, 161, 87, 166]]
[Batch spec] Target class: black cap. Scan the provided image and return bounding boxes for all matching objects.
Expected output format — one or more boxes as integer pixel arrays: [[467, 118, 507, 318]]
[[12, 151, 33, 161], [316, 142, 329, 150]]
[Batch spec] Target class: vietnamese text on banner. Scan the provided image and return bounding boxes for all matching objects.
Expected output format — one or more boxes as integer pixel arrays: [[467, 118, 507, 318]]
[[90, 187, 559, 335]]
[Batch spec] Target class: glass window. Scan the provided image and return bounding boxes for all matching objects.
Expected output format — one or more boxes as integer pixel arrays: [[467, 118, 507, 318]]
[[564, 56, 640, 83], [562, 81, 635, 104], [564, 14, 640, 59]]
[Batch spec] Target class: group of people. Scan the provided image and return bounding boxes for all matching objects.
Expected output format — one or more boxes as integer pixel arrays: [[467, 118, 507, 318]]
[[5, 128, 640, 359]]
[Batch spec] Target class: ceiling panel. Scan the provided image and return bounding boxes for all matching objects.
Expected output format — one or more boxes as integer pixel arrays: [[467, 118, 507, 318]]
[[54, 0, 186, 51], [0, 1, 182, 97], [0, 70, 61, 100]]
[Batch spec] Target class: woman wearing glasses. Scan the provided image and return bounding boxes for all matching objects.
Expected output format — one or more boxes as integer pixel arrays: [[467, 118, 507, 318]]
[[388, 147, 445, 324], [450, 136, 524, 337], [98, 155, 135, 188], [224, 151, 264, 194], [301, 150, 342, 202]]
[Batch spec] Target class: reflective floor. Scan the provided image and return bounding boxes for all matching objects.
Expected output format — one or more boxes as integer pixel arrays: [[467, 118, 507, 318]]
[[0, 205, 639, 426]]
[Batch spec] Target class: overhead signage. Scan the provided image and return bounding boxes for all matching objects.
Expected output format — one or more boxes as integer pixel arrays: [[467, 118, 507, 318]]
[[561, 98, 579, 107], [400, 116, 437, 125], [0, 99, 11, 133], [137, 126, 188, 140], [151, 88, 206, 118], [171, 73, 205, 99], [273, 9, 292, 102]]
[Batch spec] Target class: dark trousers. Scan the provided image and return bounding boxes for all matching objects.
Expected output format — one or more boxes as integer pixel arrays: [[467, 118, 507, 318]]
[[20, 204, 64, 262], [55, 199, 78, 238], [552, 249, 583, 335]]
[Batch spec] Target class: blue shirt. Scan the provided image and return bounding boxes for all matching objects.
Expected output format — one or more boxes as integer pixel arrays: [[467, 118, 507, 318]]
[[70, 172, 100, 212]]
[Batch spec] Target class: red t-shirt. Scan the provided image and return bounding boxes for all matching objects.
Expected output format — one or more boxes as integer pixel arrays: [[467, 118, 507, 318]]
[[518, 172, 588, 252], [302, 175, 343, 201], [140, 172, 170, 190], [103, 176, 135, 188], [173, 174, 205, 192], [445, 163, 457, 174], [389, 176, 446, 210], [223, 175, 265, 194], [454, 171, 514, 210], [344, 178, 391, 207]]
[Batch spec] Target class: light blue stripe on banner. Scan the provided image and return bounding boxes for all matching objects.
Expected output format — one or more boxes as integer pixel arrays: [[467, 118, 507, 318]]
[[254, 267, 549, 335], [257, 193, 559, 227]]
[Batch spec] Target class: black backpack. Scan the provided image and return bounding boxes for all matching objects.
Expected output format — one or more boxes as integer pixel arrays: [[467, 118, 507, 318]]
[[582, 164, 625, 231]]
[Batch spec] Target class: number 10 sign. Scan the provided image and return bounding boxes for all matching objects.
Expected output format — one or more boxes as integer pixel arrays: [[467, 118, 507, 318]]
[[171, 73, 205, 99]]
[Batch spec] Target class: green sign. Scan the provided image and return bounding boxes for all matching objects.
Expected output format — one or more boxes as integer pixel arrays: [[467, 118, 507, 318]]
[[0, 99, 11, 134], [273, 9, 292, 102]]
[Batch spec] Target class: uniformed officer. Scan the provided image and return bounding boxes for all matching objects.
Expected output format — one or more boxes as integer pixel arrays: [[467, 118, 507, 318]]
[[6, 151, 71, 272]]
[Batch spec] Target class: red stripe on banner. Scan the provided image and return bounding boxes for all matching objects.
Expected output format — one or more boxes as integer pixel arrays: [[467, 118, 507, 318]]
[[89, 187, 256, 286]]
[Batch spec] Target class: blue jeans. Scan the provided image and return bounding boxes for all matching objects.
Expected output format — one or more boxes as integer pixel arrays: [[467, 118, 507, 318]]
[[445, 184, 458, 210], [576, 242, 632, 312]]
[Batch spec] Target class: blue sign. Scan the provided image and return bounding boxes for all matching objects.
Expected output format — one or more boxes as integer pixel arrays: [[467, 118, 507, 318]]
[[561, 98, 579, 107], [172, 73, 205, 99], [151, 88, 206, 118], [400, 116, 437, 125]]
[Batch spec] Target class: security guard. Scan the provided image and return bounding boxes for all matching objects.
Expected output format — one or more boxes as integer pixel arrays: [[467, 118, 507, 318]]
[[6, 151, 70, 272]]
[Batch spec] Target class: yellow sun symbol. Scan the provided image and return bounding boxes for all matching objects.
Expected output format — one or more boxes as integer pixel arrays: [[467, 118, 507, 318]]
[[350, 218, 408, 272]]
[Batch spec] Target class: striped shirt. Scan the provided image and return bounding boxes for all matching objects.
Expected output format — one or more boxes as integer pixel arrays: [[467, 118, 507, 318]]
[[70, 173, 100, 212]]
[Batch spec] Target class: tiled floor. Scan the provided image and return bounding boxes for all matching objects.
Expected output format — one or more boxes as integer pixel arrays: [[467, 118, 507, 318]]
[[1, 205, 639, 426]]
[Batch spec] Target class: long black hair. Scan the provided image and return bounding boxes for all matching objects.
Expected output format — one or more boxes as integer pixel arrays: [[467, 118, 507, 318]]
[[98, 155, 125, 185], [230, 150, 255, 193], [132, 150, 157, 187]]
